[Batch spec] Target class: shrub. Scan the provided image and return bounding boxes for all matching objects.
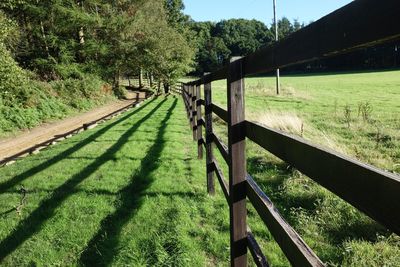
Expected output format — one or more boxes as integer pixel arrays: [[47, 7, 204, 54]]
[[0, 43, 33, 106], [113, 86, 128, 99], [0, 51, 113, 134]]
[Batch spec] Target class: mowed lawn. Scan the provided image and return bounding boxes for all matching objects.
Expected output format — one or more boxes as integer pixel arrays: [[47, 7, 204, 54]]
[[0, 97, 231, 266]]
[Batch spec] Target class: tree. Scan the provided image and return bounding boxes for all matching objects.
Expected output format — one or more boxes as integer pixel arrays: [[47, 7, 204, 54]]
[[190, 19, 273, 74], [214, 19, 272, 56]]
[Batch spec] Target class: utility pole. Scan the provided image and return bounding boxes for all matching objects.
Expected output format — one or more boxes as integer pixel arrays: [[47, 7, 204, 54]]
[[273, 0, 280, 95]]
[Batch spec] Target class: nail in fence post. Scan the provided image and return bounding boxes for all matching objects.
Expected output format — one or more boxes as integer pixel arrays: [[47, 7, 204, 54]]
[[196, 84, 203, 159], [227, 57, 247, 267], [204, 76, 215, 195], [192, 85, 197, 141]]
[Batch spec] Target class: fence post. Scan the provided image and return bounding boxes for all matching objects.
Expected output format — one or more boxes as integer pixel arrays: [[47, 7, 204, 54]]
[[183, 84, 188, 117], [192, 85, 197, 141], [204, 76, 215, 195], [186, 85, 190, 118], [196, 84, 203, 159], [227, 57, 247, 267], [189, 85, 194, 130]]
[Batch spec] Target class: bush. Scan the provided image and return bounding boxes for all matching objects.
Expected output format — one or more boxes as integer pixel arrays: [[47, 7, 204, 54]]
[[113, 86, 128, 99], [0, 17, 114, 135], [0, 43, 33, 106], [49, 74, 110, 110]]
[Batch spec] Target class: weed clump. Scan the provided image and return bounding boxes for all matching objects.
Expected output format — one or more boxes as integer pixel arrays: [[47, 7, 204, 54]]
[[343, 104, 352, 128], [358, 101, 373, 122]]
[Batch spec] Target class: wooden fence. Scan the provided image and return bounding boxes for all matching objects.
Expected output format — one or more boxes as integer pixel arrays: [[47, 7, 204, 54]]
[[179, 0, 400, 266]]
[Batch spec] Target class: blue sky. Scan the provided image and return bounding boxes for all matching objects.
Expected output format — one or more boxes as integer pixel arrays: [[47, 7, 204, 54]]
[[183, 0, 353, 26]]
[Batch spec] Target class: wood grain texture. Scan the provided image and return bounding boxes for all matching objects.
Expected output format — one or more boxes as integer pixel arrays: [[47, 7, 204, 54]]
[[204, 81, 215, 195]]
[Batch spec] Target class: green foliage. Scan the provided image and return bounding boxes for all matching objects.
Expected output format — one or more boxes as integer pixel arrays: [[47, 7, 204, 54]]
[[1, 0, 195, 85], [0, 11, 19, 49], [49, 74, 107, 109], [112, 86, 128, 100], [190, 22, 230, 74], [0, 47, 112, 134], [214, 19, 272, 56], [276, 17, 299, 39], [129, 0, 194, 86], [0, 43, 32, 106]]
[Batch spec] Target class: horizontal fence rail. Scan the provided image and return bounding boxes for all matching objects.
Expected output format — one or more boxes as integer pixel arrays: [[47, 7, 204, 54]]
[[180, 0, 400, 266], [245, 121, 400, 234], [211, 104, 229, 123]]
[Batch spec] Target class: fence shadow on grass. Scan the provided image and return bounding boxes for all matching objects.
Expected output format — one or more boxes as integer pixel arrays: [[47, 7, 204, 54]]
[[80, 99, 177, 266], [0, 98, 167, 262], [0, 98, 157, 195]]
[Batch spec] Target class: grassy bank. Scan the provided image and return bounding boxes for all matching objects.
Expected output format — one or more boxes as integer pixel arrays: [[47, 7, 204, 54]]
[[0, 75, 117, 138], [0, 42, 117, 138], [209, 70, 400, 266]]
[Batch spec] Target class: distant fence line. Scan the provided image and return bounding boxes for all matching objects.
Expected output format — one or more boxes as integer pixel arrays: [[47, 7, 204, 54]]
[[177, 0, 400, 266]]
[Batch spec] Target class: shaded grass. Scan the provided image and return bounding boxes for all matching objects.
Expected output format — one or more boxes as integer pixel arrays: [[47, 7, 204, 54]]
[[0, 97, 230, 266]]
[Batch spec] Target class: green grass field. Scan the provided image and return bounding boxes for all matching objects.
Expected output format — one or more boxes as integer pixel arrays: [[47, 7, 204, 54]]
[[211, 70, 400, 173], [0, 70, 399, 266], [209, 69, 400, 266]]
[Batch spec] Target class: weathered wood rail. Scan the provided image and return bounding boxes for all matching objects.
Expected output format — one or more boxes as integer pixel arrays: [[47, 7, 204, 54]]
[[179, 0, 400, 266]]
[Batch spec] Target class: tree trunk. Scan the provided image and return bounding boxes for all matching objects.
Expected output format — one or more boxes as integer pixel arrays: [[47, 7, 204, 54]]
[[139, 69, 143, 88], [113, 70, 120, 90], [157, 81, 161, 94], [79, 27, 85, 44], [163, 83, 170, 94], [36, 0, 50, 58], [78, 1, 85, 44], [149, 73, 153, 87]]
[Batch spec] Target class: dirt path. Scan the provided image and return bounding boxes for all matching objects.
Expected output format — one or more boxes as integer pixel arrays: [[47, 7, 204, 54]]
[[0, 91, 145, 163]]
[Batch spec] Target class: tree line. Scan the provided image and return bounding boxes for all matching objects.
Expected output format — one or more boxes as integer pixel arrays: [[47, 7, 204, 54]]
[[1, 0, 311, 95], [189, 17, 303, 74], [1, 0, 194, 90], [2, 0, 398, 92]]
